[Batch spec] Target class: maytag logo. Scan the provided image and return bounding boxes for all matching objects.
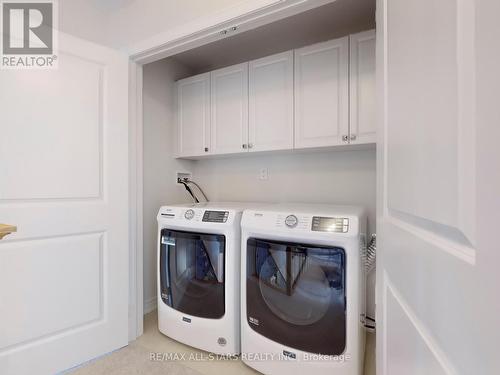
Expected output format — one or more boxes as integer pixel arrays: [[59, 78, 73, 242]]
[[182, 316, 191, 323], [282, 350, 297, 359], [1, 0, 58, 69]]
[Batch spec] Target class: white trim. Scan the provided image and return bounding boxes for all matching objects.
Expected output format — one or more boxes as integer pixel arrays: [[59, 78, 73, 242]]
[[385, 215, 476, 265], [127, 0, 339, 343], [128, 62, 144, 341], [383, 272, 459, 375], [375, 1, 387, 375], [127, 0, 336, 64], [456, 0, 476, 245]]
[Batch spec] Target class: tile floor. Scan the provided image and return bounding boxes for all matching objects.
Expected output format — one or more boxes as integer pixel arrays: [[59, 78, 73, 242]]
[[71, 311, 376, 375]]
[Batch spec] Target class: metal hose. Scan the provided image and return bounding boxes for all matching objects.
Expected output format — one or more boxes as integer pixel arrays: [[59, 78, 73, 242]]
[[365, 234, 376, 274]]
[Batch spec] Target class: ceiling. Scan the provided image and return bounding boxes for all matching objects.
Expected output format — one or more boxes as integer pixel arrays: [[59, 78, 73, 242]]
[[171, 0, 375, 74], [88, 0, 135, 13]]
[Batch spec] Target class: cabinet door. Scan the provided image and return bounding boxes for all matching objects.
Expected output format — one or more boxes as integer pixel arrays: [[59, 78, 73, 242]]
[[294, 37, 349, 149], [211, 63, 249, 155], [249, 51, 294, 152], [177, 73, 210, 157], [350, 30, 376, 144]]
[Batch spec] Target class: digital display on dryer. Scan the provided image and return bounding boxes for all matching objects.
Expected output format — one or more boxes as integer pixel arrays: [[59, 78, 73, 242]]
[[311, 217, 349, 233], [202, 210, 229, 223]]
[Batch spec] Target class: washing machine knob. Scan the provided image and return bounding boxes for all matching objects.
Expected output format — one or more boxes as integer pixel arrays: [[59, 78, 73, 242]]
[[285, 215, 298, 228], [184, 209, 195, 220]]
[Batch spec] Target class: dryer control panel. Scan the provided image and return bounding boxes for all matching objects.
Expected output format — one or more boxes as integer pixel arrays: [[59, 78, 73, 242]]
[[274, 214, 348, 232], [311, 217, 349, 233], [242, 207, 363, 237]]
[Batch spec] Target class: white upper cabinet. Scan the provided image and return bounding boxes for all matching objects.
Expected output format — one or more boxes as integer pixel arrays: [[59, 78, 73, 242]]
[[210, 63, 249, 155], [294, 37, 349, 149], [177, 73, 210, 157], [249, 51, 294, 152], [175, 30, 376, 159], [349, 29, 376, 144]]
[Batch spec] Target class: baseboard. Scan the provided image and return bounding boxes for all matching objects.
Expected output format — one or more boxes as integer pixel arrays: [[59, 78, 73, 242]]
[[143, 296, 157, 315]]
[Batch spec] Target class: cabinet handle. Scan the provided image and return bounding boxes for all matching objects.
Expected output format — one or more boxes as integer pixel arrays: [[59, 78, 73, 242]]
[[350, 134, 357, 141], [204, 147, 209, 152], [342, 135, 349, 143], [248, 143, 254, 149], [242, 144, 247, 149]]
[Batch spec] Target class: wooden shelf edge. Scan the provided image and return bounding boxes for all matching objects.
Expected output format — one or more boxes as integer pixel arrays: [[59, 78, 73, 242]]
[[0, 224, 17, 240]]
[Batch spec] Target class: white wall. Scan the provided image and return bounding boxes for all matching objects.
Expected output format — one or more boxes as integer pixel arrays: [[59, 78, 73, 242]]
[[142, 59, 195, 313], [58, 0, 109, 44], [106, 0, 250, 48], [58, 0, 252, 49], [192, 149, 377, 234]]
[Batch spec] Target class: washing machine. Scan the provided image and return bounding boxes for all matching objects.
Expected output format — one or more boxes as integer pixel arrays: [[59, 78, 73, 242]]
[[240, 204, 367, 375], [157, 202, 259, 355]]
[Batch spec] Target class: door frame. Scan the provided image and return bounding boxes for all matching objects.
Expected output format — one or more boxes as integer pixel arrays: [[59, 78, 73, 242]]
[[127, 0, 338, 341]]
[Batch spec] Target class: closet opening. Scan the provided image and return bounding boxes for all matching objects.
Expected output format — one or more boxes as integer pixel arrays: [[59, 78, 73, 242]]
[[137, 0, 376, 373]]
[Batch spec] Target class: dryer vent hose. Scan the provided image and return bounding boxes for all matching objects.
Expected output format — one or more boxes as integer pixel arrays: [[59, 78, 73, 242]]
[[365, 234, 376, 274], [178, 179, 209, 203]]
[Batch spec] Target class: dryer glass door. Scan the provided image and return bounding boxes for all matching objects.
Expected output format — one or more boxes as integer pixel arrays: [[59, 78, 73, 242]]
[[246, 238, 346, 355], [160, 229, 225, 319]]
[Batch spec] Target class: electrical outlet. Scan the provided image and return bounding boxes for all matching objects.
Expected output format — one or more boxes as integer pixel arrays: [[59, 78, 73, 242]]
[[259, 168, 269, 180]]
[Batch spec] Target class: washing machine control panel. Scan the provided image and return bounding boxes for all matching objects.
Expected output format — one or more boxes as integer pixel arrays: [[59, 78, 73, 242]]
[[202, 210, 229, 223], [184, 209, 195, 220], [159, 206, 241, 225], [284, 215, 298, 228]]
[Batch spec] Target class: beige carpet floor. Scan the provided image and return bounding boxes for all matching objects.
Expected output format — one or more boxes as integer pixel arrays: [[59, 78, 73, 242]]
[[70, 311, 376, 375]]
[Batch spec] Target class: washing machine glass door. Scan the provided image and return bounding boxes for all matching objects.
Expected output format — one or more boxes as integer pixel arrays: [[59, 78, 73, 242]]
[[246, 238, 346, 355], [160, 229, 225, 319]]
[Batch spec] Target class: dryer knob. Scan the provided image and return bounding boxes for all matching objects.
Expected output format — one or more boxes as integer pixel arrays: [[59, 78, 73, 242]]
[[285, 215, 298, 228], [184, 209, 195, 220]]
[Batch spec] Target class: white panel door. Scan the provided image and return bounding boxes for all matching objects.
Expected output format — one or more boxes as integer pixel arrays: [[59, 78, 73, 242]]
[[211, 62, 249, 155], [177, 73, 210, 157], [294, 37, 349, 149], [249, 51, 294, 152], [0, 32, 128, 375], [350, 30, 376, 145], [377, 0, 500, 374]]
